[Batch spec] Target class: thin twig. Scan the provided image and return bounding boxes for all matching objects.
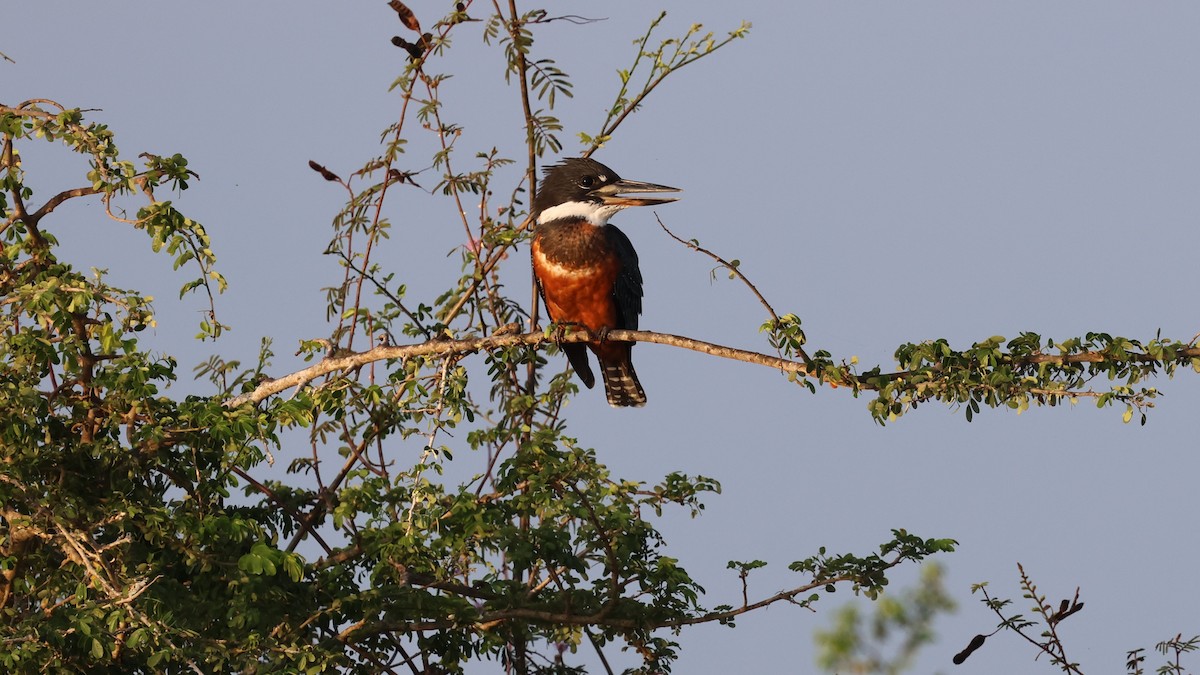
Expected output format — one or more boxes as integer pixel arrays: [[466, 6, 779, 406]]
[[655, 214, 778, 324], [655, 214, 812, 369]]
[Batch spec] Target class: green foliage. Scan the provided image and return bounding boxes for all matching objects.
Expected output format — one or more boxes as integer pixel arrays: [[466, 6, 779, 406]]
[[759, 319, 1196, 425], [862, 332, 1187, 425], [579, 15, 751, 152], [1127, 634, 1200, 675], [789, 531, 957, 602], [4, 3, 1194, 674], [4, 7, 818, 673], [815, 563, 956, 674], [0, 101, 225, 340]]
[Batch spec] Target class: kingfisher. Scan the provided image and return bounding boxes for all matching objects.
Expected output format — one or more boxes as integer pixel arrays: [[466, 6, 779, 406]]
[[530, 157, 680, 407]]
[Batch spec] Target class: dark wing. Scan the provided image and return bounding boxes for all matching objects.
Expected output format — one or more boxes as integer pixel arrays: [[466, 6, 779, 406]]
[[603, 224, 643, 331]]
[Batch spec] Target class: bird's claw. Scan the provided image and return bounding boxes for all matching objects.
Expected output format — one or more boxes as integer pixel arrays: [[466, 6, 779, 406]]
[[546, 321, 577, 345]]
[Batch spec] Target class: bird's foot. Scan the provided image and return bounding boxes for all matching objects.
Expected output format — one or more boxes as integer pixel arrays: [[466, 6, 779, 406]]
[[546, 321, 579, 345]]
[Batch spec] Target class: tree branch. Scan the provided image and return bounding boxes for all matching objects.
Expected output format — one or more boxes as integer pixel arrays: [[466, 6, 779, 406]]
[[224, 328, 810, 407], [30, 186, 102, 224], [225, 328, 1200, 409], [340, 569, 869, 644]]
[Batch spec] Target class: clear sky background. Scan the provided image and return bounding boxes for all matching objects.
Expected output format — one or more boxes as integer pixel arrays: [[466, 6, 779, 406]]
[[6, 2, 1200, 673]]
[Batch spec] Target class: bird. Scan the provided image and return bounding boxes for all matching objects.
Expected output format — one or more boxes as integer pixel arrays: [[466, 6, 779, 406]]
[[530, 157, 680, 407]]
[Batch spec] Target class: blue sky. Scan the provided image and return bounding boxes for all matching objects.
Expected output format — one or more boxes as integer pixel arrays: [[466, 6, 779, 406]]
[[7, 2, 1200, 672]]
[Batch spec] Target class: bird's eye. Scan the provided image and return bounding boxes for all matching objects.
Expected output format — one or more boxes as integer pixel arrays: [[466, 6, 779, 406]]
[[579, 176, 595, 188]]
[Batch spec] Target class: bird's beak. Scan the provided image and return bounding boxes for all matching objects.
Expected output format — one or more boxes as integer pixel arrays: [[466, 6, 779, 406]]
[[595, 178, 681, 207]]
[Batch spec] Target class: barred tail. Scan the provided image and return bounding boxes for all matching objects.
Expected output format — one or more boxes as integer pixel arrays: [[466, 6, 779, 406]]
[[601, 357, 646, 408]]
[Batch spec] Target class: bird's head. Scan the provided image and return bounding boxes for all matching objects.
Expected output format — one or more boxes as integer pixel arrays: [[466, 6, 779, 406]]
[[533, 157, 680, 226]]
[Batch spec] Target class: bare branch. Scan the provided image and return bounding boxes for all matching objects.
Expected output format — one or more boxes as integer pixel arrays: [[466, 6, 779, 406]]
[[30, 186, 102, 224], [224, 328, 810, 407]]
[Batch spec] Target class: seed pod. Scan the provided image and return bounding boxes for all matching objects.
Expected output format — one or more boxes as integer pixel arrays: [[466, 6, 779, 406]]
[[952, 634, 987, 665]]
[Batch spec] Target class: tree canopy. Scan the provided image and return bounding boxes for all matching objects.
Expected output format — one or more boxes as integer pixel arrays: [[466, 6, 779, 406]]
[[3, 3, 1198, 674]]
